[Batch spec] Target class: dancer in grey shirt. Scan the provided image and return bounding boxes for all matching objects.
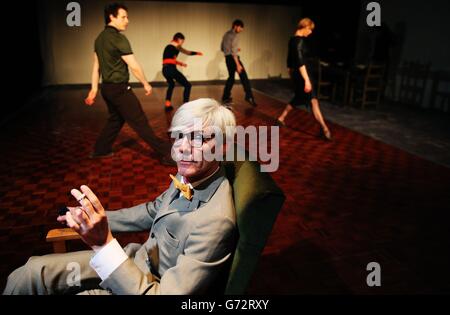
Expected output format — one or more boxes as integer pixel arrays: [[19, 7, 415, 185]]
[[220, 19, 257, 106]]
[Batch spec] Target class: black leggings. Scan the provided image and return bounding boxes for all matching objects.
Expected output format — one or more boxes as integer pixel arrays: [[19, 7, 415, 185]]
[[162, 65, 192, 103]]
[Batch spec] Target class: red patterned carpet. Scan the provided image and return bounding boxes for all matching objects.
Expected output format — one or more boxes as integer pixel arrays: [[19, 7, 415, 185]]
[[1, 85, 450, 294]]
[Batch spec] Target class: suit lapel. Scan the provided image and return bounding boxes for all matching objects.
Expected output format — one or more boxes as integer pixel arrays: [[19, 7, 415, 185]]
[[153, 181, 177, 223]]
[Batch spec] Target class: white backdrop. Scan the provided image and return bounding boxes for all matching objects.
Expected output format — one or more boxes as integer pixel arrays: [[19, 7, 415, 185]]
[[38, 0, 303, 85]]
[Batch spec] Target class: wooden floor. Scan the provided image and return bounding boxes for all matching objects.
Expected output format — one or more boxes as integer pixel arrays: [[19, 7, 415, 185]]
[[1, 84, 450, 294]]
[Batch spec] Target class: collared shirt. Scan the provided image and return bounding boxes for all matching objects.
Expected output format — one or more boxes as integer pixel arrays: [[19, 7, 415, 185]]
[[95, 25, 133, 83], [181, 166, 220, 189], [221, 29, 239, 56]]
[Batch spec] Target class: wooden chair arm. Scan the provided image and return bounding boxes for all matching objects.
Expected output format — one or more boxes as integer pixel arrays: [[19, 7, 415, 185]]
[[46, 228, 81, 253]]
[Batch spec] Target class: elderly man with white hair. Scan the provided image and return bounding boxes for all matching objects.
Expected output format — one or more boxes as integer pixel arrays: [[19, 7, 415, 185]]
[[3, 98, 237, 295]]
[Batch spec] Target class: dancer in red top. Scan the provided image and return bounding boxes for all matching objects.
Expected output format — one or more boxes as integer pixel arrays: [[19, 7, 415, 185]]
[[162, 33, 203, 111]]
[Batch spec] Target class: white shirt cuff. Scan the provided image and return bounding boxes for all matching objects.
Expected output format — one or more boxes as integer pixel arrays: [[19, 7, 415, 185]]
[[89, 238, 128, 280]]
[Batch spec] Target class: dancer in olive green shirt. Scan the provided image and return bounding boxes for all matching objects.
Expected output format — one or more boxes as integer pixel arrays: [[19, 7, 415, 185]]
[[85, 3, 170, 162]]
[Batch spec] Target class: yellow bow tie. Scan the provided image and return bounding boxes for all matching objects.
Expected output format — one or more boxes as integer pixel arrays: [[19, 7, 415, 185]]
[[170, 174, 193, 200]]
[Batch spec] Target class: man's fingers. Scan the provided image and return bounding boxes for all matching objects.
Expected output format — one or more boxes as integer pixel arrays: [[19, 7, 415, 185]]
[[65, 211, 80, 231], [80, 185, 105, 215], [57, 205, 78, 223], [77, 207, 93, 230], [71, 188, 96, 218], [69, 207, 82, 225], [69, 207, 92, 232]]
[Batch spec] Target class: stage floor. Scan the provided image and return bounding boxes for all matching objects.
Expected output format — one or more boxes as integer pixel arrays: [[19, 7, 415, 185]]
[[1, 84, 450, 293]]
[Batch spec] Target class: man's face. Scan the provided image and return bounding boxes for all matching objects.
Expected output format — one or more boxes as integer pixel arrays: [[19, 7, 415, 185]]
[[304, 27, 313, 37], [110, 8, 129, 31], [171, 125, 221, 182], [234, 25, 243, 33]]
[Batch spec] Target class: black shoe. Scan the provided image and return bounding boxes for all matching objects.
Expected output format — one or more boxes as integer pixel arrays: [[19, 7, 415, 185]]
[[222, 97, 233, 104], [89, 151, 114, 159], [319, 128, 332, 141], [276, 119, 286, 127], [245, 97, 257, 106]]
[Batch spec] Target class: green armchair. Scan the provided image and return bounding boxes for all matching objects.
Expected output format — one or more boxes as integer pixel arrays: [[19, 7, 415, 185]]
[[223, 159, 285, 294]]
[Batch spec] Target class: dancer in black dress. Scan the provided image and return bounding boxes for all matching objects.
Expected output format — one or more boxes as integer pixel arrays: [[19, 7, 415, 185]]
[[162, 32, 203, 111], [277, 18, 331, 140]]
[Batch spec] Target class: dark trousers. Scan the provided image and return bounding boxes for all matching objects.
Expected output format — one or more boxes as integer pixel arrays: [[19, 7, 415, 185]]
[[162, 65, 192, 103], [222, 55, 253, 101], [94, 83, 168, 156], [289, 68, 315, 107]]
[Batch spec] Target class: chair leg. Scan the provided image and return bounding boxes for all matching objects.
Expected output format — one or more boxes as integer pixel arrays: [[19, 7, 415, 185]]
[[344, 73, 350, 106], [331, 85, 337, 104], [376, 89, 382, 108], [52, 241, 67, 253], [349, 84, 354, 106], [362, 89, 367, 109]]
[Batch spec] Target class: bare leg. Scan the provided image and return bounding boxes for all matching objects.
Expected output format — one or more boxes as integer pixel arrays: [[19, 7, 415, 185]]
[[277, 104, 294, 124], [311, 98, 331, 139]]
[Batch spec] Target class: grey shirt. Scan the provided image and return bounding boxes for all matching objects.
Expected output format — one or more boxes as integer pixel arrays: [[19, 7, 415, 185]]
[[221, 29, 239, 56]]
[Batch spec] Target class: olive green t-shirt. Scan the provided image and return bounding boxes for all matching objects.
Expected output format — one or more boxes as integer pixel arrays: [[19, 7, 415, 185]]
[[95, 26, 133, 83]]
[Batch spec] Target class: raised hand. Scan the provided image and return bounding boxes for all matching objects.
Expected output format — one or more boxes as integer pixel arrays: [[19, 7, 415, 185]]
[[60, 185, 113, 251]]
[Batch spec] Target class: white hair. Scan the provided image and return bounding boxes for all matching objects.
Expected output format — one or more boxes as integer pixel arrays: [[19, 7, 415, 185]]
[[169, 98, 236, 137]]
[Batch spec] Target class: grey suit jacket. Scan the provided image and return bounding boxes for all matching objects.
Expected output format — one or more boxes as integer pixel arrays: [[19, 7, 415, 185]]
[[103, 166, 237, 294]]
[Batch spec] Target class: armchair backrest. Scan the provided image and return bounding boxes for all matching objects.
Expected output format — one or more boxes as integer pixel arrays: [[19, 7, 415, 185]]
[[223, 159, 285, 294]]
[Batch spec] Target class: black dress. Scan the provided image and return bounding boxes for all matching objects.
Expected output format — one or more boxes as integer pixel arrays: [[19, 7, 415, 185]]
[[287, 36, 317, 107]]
